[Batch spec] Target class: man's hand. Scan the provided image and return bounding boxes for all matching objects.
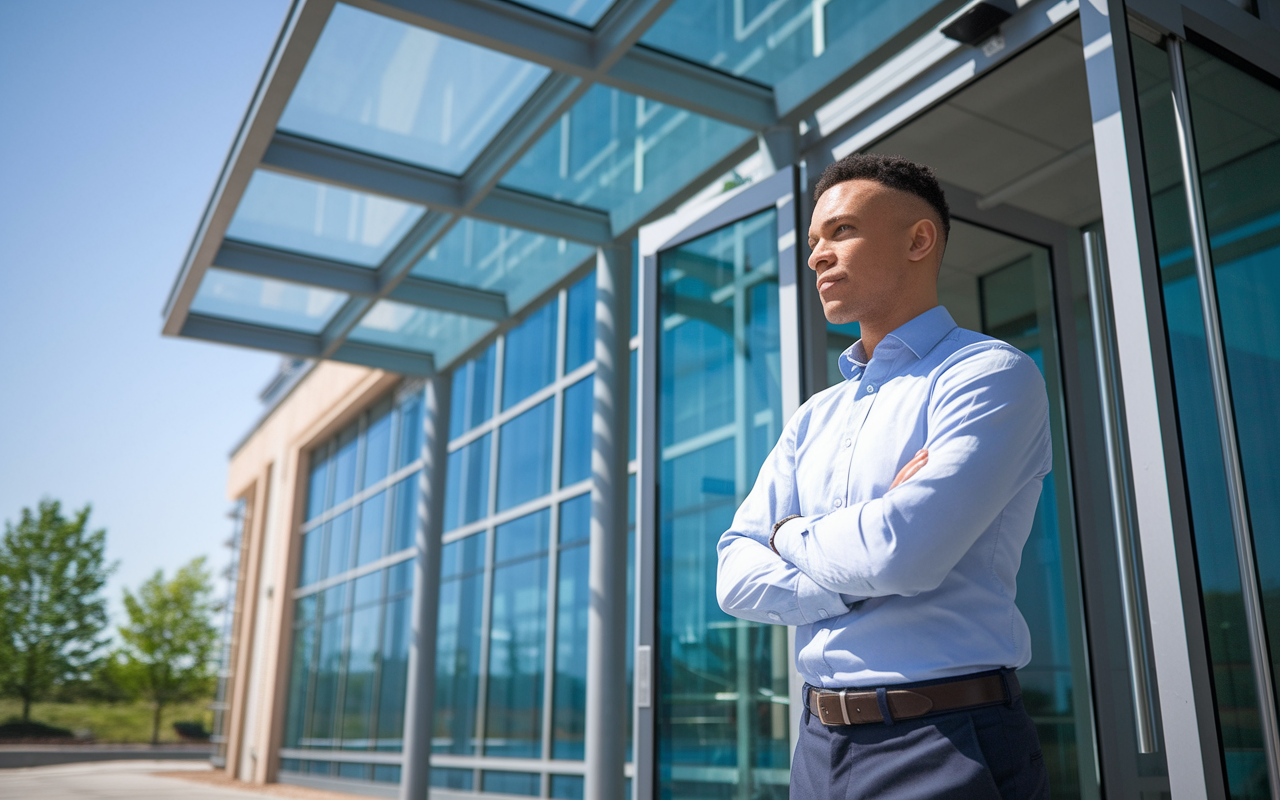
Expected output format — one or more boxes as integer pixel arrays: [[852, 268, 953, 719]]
[[891, 449, 928, 489]]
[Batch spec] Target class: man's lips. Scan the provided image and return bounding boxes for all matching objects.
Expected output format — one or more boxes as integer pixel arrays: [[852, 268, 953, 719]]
[[817, 275, 844, 294]]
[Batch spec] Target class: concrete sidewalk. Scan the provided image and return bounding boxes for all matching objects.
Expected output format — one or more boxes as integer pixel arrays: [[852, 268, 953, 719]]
[[0, 761, 277, 800], [0, 743, 212, 769]]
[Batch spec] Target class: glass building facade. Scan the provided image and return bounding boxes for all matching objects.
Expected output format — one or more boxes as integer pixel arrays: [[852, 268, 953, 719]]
[[183, 2, 1280, 799]]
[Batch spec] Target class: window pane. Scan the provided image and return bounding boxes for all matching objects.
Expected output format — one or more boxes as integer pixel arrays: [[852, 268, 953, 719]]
[[310, 612, 345, 747], [498, 400, 554, 511], [333, 428, 359, 506], [413, 219, 594, 315], [191, 268, 346, 333], [307, 451, 330, 520], [362, 407, 393, 489], [325, 510, 354, 579], [629, 346, 637, 462], [565, 272, 596, 372], [353, 570, 382, 609], [561, 376, 594, 488], [350, 300, 496, 365], [559, 493, 591, 546], [391, 476, 420, 553], [450, 344, 496, 440], [435, 536, 485, 755], [486, 512, 550, 757], [503, 300, 559, 409], [227, 170, 422, 266], [552, 541, 589, 759], [281, 4, 551, 175], [299, 527, 324, 587], [340, 604, 380, 747], [482, 772, 540, 796], [355, 491, 387, 567], [387, 559, 414, 598], [284, 622, 316, 748], [373, 765, 401, 783], [398, 393, 423, 469], [445, 434, 491, 530], [431, 767, 474, 789], [550, 774, 585, 800], [510, 0, 614, 25], [376, 595, 411, 751]]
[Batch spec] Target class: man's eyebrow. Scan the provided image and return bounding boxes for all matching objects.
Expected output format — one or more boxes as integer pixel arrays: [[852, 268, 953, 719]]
[[808, 214, 858, 241]]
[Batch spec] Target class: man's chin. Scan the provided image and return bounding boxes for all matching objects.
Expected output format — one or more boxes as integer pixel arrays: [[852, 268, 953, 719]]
[[822, 302, 860, 326]]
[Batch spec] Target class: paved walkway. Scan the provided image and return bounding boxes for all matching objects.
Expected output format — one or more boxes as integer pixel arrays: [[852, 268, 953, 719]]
[[0, 761, 279, 800]]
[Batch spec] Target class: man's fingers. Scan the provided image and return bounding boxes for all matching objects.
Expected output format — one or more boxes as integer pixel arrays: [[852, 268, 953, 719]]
[[890, 449, 928, 489]]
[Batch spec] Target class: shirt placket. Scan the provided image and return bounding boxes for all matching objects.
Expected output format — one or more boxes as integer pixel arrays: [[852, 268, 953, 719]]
[[839, 353, 897, 504]]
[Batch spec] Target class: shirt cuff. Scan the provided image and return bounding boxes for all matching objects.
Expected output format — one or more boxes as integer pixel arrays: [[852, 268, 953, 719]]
[[772, 515, 809, 566]]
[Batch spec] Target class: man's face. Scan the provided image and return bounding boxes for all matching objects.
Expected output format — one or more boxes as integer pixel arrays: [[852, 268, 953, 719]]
[[806, 179, 932, 326]]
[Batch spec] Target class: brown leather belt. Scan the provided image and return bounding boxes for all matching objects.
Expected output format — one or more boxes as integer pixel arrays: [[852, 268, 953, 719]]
[[807, 671, 1017, 727]]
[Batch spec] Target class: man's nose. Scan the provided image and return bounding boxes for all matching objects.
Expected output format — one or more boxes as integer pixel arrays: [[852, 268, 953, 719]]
[[807, 241, 829, 272]]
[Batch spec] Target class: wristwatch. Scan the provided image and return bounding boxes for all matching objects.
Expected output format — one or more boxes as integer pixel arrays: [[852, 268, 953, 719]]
[[770, 515, 802, 556]]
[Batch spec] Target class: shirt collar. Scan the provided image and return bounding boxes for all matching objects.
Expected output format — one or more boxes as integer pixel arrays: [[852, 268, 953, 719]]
[[838, 306, 957, 381]]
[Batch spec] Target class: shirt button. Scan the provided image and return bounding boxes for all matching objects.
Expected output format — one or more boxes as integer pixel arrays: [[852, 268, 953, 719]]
[[834, 498, 843, 508], [866, 384, 876, 393], [818, 608, 829, 619], [844, 438, 852, 448], [768, 611, 781, 622]]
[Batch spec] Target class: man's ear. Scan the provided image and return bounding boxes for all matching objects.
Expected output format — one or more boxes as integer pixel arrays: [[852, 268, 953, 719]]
[[905, 218, 939, 263]]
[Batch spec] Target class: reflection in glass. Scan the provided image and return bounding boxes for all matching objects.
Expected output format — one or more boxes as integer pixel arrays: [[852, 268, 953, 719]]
[[349, 300, 496, 366], [503, 300, 559, 409], [450, 344, 496, 439], [191, 269, 346, 333], [561, 376, 594, 487], [413, 219, 593, 314], [550, 773, 586, 799], [498, 400, 555, 511], [325, 511, 353, 579], [445, 434, 491, 531], [333, 430, 358, 506], [398, 393, 423, 469], [483, 771, 540, 796], [390, 476, 418, 553], [299, 528, 324, 587], [227, 171, 422, 266], [553, 535, 590, 758], [362, 407, 392, 489], [657, 208, 788, 798], [502, 85, 750, 220], [341, 604, 380, 746], [1133, 35, 1280, 797], [566, 272, 597, 373], [486, 511, 550, 757], [308, 452, 330, 521], [377, 593, 411, 750], [435, 535, 485, 755], [281, 4, 549, 175], [510, 0, 615, 25]]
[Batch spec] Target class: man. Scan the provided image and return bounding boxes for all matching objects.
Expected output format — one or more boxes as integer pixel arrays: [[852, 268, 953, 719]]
[[716, 153, 1051, 799]]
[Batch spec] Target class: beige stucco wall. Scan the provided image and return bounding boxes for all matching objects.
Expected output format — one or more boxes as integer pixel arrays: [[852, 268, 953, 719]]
[[221, 360, 403, 783]]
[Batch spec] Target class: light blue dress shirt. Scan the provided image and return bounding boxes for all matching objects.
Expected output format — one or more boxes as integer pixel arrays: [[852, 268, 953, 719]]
[[716, 305, 1051, 688]]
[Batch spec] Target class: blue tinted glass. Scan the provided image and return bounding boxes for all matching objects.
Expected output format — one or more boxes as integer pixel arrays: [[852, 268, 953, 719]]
[[295, 595, 318, 626], [350, 300, 497, 366], [498, 400, 555, 510], [307, 452, 330, 520], [323, 582, 348, 618], [413, 218, 594, 313], [391, 476, 419, 552], [485, 542, 547, 757], [191, 268, 346, 333], [450, 344, 496, 439], [342, 604, 380, 746], [333, 429, 358, 505], [338, 763, 369, 780], [434, 564, 484, 755], [559, 493, 591, 545], [431, 768, 474, 789], [629, 346, 637, 461], [325, 510, 354, 578], [299, 528, 324, 587], [565, 272, 596, 372], [387, 559, 414, 597], [284, 624, 315, 748], [510, 0, 615, 25], [356, 492, 387, 567], [353, 570, 382, 608], [362, 409, 392, 488], [561, 376, 594, 487], [550, 774, 585, 799], [631, 240, 639, 338], [495, 509, 552, 564], [502, 301, 559, 409], [398, 393, 423, 468], [483, 772, 540, 796], [643, 0, 938, 86], [228, 171, 422, 266], [311, 613, 344, 746], [441, 534, 486, 579], [376, 595, 410, 750], [552, 541, 589, 759], [502, 85, 749, 222], [281, 4, 551, 175], [373, 765, 401, 783], [445, 434, 491, 530]]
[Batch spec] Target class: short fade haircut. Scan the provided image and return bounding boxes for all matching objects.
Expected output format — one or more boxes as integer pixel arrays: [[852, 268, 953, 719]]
[[813, 153, 951, 242]]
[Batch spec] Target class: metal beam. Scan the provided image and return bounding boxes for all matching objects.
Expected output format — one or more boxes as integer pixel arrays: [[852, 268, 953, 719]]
[[592, 0, 675, 69], [215, 239, 379, 296], [181, 313, 322, 358], [262, 132, 613, 245], [389, 277, 508, 321], [320, 297, 374, 354], [330, 340, 434, 375], [606, 47, 777, 128]]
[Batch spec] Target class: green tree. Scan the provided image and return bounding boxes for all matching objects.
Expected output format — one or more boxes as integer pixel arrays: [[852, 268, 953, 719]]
[[116, 557, 220, 744], [0, 500, 113, 721]]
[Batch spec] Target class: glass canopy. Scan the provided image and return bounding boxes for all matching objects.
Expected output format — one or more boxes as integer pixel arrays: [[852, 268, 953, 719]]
[[509, 0, 617, 26], [280, 4, 551, 175], [351, 301, 496, 366], [191, 268, 347, 333]]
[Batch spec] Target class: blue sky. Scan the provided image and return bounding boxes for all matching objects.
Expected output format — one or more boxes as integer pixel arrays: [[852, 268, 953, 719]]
[[0, 2, 292, 629]]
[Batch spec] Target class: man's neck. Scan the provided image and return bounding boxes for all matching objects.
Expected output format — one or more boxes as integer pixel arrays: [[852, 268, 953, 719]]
[[858, 300, 939, 360]]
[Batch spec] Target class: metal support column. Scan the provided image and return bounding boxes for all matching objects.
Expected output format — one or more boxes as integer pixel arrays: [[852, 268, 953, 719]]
[[1168, 36, 1280, 798], [584, 243, 633, 800], [400, 375, 451, 800]]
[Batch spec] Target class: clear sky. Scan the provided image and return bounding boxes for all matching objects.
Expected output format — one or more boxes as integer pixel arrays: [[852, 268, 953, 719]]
[[0, 1, 293, 630]]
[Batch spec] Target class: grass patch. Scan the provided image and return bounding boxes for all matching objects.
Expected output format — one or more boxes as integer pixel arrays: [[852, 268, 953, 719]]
[[0, 697, 214, 743]]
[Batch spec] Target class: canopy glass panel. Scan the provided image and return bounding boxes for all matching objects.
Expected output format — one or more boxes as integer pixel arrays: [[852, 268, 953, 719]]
[[507, 0, 616, 26], [227, 170, 424, 266], [641, 0, 942, 87], [190, 268, 347, 333], [279, 3, 551, 175], [411, 218, 595, 313], [501, 84, 750, 220], [351, 300, 497, 366]]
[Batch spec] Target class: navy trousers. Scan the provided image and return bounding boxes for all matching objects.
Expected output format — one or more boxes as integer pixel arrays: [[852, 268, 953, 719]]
[[791, 673, 1050, 800]]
